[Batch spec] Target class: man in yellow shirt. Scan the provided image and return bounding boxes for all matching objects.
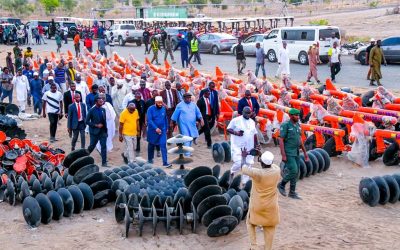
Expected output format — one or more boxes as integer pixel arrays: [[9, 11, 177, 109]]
[[119, 102, 140, 164]]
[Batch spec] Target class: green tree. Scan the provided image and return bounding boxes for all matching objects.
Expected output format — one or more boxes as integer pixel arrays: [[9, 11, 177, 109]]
[[188, 0, 207, 9], [210, 0, 222, 5], [164, 0, 178, 5], [40, 0, 60, 14], [60, 0, 76, 13], [98, 0, 115, 9], [0, 0, 34, 17], [132, 0, 142, 7]]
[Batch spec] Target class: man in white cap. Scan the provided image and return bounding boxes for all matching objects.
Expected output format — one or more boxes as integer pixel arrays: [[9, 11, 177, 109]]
[[118, 73, 134, 90], [122, 85, 137, 110], [275, 41, 290, 79], [365, 38, 376, 80], [111, 77, 128, 115], [30, 71, 44, 114], [227, 106, 259, 184], [240, 149, 280, 250], [12, 68, 30, 113], [42, 76, 61, 94], [42, 63, 54, 81]]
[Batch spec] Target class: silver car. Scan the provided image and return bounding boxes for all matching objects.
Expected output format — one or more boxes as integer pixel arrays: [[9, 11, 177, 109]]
[[354, 36, 400, 64], [231, 34, 266, 56], [198, 33, 238, 55]]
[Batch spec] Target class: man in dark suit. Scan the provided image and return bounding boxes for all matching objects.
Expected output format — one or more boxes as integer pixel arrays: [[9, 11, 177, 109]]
[[160, 80, 178, 138], [238, 90, 260, 118], [86, 95, 108, 167], [63, 82, 81, 117], [67, 92, 87, 151], [197, 89, 214, 148], [199, 81, 219, 121], [128, 91, 146, 153]]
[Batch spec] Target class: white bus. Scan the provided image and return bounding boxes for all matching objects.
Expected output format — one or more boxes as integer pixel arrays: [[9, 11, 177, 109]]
[[263, 25, 341, 65]]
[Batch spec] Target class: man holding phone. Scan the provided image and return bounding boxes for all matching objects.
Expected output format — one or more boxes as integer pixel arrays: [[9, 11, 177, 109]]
[[227, 107, 259, 184]]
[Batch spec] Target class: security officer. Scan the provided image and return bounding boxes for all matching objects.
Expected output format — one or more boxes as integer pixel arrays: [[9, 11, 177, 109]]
[[188, 35, 201, 65], [277, 108, 309, 199], [150, 35, 161, 65]]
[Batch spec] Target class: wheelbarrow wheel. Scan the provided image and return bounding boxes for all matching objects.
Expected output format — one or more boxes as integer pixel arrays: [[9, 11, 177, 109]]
[[304, 134, 316, 151], [382, 142, 400, 166], [322, 137, 341, 157], [369, 139, 382, 161]]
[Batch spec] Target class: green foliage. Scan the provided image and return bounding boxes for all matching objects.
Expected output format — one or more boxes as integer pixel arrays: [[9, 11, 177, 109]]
[[221, 4, 228, 10], [210, 0, 222, 5], [369, 1, 379, 8], [309, 19, 329, 26], [132, 0, 142, 7], [189, 0, 207, 9], [98, 0, 115, 9], [0, 0, 34, 17], [164, 0, 178, 5], [289, 0, 302, 4], [60, 0, 76, 13], [125, 0, 129, 5], [40, 0, 60, 14]]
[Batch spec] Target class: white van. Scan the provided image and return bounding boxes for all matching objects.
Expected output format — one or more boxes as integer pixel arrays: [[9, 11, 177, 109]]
[[263, 26, 341, 65]]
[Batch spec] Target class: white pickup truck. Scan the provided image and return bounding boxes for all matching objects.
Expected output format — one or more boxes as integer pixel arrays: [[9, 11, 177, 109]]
[[105, 24, 144, 46]]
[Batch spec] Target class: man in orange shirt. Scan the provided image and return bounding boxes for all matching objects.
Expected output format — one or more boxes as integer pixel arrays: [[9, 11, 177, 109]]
[[73, 33, 81, 57]]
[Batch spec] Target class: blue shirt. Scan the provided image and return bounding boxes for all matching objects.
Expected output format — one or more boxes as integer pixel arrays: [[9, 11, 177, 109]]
[[22, 69, 34, 82], [171, 101, 202, 137], [255, 47, 265, 64], [175, 39, 190, 57], [30, 78, 44, 99], [86, 93, 97, 111], [54, 67, 66, 84], [39, 63, 47, 78], [146, 105, 168, 145]]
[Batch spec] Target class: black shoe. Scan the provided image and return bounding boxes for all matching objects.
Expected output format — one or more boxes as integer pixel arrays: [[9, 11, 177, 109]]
[[277, 183, 287, 197], [157, 151, 161, 157], [148, 160, 154, 164], [288, 192, 302, 200], [121, 153, 128, 164], [193, 138, 197, 145], [163, 164, 172, 168], [207, 145, 212, 149], [102, 163, 110, 168]]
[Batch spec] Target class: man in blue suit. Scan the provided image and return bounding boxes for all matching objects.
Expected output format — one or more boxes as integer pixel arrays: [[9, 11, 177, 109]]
[[86, 95, 108, 167], [174, 35, 190, 68], [67, 92, 87, 151], [199, 81, 219, 121], [238, 90, 260, 118]]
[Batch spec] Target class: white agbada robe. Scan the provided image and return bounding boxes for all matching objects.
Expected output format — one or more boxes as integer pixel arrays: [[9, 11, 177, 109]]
[[121, 92, 135, 111], [12, 75, 30, 112], [75, 81, 90, 103], [111, 84, 128, 114], [227, 116, 257, 183], [276, 47, 290, 78], [96, 102, 116, 152], [27, 27, 33, 45]]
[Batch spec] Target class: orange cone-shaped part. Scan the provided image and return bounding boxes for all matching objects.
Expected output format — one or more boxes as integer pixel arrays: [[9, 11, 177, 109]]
[[33, 60, 39, 70], [277, 110, 284, 123], [165, 60, 171, 70], [353, 114, 365, 124], [220, 99, 234, 113], [0, 131, 6, 143], [216, 66, 223, 78], [325, 78, 337, 91], [125, 67, 132, 75], [194, 70, 200, 77], [87, 75, 94, 89], [145, 57, 151, 65]]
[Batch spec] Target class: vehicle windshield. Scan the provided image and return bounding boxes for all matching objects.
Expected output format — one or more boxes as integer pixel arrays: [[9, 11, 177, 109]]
[[319, 28, 340, 41], [121, 25, 136, 30]]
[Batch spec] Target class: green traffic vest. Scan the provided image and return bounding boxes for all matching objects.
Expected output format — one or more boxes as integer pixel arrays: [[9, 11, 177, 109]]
[[191, 39, 198, 52]]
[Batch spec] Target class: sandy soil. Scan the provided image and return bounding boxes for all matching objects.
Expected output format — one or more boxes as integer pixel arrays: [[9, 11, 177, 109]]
[[296, 7, 400, 40], [1, 51, 400, 250]]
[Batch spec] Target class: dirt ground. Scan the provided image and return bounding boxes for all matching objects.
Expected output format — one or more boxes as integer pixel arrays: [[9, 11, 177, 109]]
[[1, 44, 400, 249], [296, 7, 400, 40]]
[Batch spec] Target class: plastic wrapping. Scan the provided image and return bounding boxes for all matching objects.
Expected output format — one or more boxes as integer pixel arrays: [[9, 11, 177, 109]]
[[258, 93, 277, 109], [342, 94, 359, 111], [371, 86, 395, 109], [309, 104, 329, 124], [281, 75, 292, 91], [300, 85, 318, 102], [222, 73, 234, 89], [327, 96, 343, 115], [278, 89, 291, 107], [260, 80, 274, 95], [381, 116, 397, 130], [347, 123, 370, 167]]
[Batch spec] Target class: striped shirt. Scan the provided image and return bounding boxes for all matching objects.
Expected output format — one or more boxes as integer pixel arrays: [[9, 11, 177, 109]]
[[42, 90, 63, 114]]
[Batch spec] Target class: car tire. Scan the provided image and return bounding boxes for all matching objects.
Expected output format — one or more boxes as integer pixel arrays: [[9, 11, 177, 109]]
[[298, 51, 309, 65], [212, 46, 220, 55], [136, 41, 142, 46], [267, 49, 277, 62], [358, 52, 367, 65]]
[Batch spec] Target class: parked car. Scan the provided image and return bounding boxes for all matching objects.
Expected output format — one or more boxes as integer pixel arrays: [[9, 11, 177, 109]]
[[25, 20, 51, 37], [0, 17, 21, 26], [165, 27, 188, 48], [0, 23, 17, 43], [354, 36, 400, 65], [231, 34, 267, 56], [104, 24, 144, 46], [263, 25, 341, 65], [198, 33, 238, 55]]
